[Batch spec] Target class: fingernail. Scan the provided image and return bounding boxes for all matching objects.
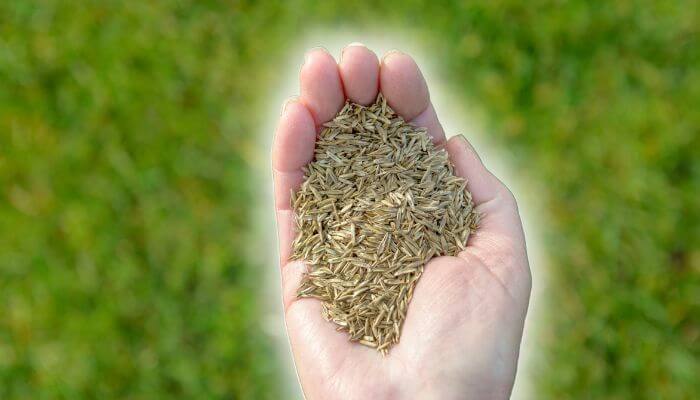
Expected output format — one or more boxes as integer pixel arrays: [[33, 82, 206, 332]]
[[454, 134, 481, 160], [304, 46, 330, 64], [381, 49, 403, 63], [340, 42, 367, 62], [457, 134, 475, 150], [281, 96, 300, 116], [452, 134, 469, 150]]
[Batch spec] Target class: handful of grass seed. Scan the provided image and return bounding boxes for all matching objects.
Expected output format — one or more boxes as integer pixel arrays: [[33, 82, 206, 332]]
[[291, 94, 478, 354]]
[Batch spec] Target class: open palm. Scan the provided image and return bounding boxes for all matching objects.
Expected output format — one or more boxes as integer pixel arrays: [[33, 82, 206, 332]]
[[272, 44, 531, 400]]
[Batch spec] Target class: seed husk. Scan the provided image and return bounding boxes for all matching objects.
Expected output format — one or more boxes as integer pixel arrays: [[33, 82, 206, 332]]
[[291, 94, 478, 354]]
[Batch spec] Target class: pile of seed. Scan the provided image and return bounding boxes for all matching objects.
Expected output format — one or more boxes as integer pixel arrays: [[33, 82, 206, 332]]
[[290, 94, 478, 354]]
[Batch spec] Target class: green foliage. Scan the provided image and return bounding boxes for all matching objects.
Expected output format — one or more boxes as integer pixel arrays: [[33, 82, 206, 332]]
[[0, 1, 279, 398], [1, 0, 697, 398]]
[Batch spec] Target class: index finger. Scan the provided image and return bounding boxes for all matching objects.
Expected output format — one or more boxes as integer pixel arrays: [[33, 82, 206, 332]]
[[380, 51, 446, 146]]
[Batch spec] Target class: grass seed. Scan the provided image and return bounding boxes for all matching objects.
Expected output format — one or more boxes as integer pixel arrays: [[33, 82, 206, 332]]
[[291, 94, 478, 354]]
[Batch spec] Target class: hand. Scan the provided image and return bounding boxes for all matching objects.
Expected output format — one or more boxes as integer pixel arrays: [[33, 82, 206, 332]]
[[272, 44, 531, 400]]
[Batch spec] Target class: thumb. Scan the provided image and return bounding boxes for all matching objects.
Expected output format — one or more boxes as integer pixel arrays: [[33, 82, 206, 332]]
[[444, 134, 524, 244], [444, 135, 530, 302]]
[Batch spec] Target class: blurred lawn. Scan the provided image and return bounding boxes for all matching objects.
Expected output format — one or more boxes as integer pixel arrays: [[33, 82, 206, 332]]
[[1, 1, 698, 399]]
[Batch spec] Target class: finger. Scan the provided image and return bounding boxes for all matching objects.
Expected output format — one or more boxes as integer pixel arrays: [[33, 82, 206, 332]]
[[379, 51, 446, 145], [444, 134, 522, 240], [445, 134, 530, 299], [379, 51, 427, 119], [272, 100, 316, 265], [300, 48, 345, 126], [338, 43, 380, 106], [272, 100, 316, 210], [411, 103, 445, 146], [444, 134, 505, 206]]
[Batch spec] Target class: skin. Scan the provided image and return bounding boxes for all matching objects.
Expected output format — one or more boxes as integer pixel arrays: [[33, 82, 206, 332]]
[[272, 44, 532, 400]]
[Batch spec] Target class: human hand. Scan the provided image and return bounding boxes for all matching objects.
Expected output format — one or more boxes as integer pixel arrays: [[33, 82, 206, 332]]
[[272, 44, 531, 400]]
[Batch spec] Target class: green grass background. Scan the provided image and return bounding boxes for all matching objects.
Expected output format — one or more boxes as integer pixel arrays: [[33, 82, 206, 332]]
[[1, 1, 697, 398]]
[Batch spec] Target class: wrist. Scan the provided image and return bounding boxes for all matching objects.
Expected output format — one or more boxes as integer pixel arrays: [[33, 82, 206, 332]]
[[404, 373, 514, 400]]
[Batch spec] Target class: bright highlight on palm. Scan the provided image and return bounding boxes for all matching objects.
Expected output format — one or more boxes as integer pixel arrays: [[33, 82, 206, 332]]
[[272, 44, 532, 400]]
